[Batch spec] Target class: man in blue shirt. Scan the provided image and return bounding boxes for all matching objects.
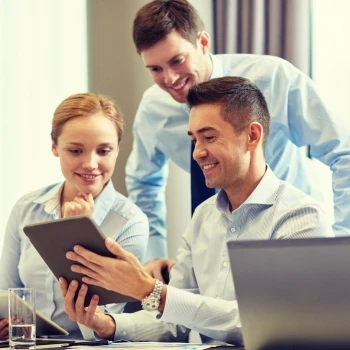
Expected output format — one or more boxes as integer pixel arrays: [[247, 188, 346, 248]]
[[59, 76, 334, 344], [126, 0, 350, 272]]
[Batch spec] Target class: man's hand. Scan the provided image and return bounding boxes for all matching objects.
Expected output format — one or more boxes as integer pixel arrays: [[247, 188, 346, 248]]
[[66, 238, 155, 301], [0, 318, 9, 340], [62, 193, 94, 218], [59, 278, 116, 339], [144, 258, 176, 284]]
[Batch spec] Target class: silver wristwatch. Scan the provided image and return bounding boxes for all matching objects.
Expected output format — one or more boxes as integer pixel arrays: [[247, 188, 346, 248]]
[[141, 279, 164, 311]]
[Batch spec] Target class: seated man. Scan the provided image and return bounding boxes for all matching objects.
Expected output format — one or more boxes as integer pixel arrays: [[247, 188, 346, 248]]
[[59, 77, 334, 345]]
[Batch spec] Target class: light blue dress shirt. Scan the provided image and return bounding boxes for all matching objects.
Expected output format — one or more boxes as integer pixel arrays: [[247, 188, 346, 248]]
[[0, 180, 149, 338], [111, 166, 334, 344], [126, 53, 350, 260]]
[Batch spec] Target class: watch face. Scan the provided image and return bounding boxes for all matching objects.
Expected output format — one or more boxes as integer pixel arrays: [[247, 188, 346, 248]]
[[142, 296, 160, 311]]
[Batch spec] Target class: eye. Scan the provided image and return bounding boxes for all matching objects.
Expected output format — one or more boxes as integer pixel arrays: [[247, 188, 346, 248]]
[[204, 136, 214, 142], [171, 57, 184, 66], [149, 67, 161, 73], [191, 139, 197, 145], [98, 149, 111, 156], [69, 149, 82, 155]]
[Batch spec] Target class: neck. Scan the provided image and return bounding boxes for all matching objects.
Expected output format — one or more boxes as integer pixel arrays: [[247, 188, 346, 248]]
[[203, 53, 213, 81], [226, 162, 267, 212]]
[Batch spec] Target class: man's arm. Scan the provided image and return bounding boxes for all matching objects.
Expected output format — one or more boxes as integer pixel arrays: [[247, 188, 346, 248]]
[[280, 59, 350, 235], [125, 102, 169, 260], [64, 231, 244, 344]]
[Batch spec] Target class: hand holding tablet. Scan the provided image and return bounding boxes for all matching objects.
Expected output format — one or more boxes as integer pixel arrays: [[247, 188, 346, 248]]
[[23, 216, 137, 306]]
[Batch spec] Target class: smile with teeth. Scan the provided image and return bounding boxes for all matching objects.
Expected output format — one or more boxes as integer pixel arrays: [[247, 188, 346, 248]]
[[77, 173, 100, 179], [171, 79, 187, 90], [202, 163, 217, 170]]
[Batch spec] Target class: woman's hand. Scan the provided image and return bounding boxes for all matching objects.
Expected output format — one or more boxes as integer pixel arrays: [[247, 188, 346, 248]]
[[0, 318, 9, 340], [59, 278, 116, 339], [62, 193, 94, 218]]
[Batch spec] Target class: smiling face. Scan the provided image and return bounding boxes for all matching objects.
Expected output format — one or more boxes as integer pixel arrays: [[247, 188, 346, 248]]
[[188, 104, 251, 193], [141, 30, 212, 103], [52, 112, 119, 202]]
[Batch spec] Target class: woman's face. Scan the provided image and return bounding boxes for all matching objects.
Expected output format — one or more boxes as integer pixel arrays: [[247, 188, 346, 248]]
[[52, 112, 119, 202]]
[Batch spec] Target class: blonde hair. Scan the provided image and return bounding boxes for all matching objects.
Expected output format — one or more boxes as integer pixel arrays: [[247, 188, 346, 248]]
[[51, 93, 124, 144]]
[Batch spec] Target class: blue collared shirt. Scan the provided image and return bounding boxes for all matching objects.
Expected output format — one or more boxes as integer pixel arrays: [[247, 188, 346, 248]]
[[112, 166, 334, 344], [0, 180, 149, 338], [126, 53, 350, 260]]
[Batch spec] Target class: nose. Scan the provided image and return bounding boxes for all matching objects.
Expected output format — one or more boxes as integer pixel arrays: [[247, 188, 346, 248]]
[[82, 153, 98, 171], [164, 68, 179, 86], [192, 142, 208, 162]]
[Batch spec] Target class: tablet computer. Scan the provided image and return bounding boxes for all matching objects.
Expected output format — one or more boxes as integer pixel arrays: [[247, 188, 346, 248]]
[[23, 216, 136, 306], [0, 290, 68, 336]]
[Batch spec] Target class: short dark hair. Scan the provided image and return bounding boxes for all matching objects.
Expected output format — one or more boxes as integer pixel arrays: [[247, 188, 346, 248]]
[[133, 0, 204, 54], [187, 76, 270, 148]]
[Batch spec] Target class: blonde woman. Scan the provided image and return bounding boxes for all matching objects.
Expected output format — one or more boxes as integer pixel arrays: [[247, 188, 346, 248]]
[[0, 93, 149, 339]]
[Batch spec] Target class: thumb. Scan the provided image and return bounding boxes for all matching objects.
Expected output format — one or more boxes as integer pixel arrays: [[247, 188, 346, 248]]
[[105, 238, 128, 260], [85, 193, 94, 206]]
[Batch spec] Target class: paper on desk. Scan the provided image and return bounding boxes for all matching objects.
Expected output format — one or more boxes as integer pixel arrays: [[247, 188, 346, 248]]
[[69, 342, 232, 349]]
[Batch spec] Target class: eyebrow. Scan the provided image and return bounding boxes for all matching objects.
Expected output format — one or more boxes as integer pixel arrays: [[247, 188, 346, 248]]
[[65, 142, 116, 147], [145, 53, 184, 69], [187, 126, 217, 136]]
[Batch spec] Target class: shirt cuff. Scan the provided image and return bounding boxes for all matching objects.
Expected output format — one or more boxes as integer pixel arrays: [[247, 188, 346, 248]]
[[106, 313, 136, 341], [161, 285, 198, 327]]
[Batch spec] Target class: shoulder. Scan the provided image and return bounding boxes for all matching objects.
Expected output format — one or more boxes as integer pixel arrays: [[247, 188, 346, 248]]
[[136, 84, 183, 118], [110, 190, 148, 223], [12, 183, 60, 209], [191, 195, 219, 222], [274, 180, 330, 223], [215, 53, 300, 80]]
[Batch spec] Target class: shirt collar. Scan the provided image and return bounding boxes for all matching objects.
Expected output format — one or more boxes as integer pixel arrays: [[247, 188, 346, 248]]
[[32, 181, 116, 225], [216, 165, 280, 215], [209, 53, 223, 79], [33, 183, 63, 217]]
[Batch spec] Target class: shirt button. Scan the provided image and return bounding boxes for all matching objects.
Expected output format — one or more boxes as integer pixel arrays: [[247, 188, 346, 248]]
[[121, 330, 128, 337], [222, 261, 228, 268], [231, 227, 236, 233]]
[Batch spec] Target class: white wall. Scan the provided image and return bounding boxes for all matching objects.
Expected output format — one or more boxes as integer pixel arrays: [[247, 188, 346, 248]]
[[0, 0, 88, 248], [311, 0, 350, 223], [0, 0, 214, 258]]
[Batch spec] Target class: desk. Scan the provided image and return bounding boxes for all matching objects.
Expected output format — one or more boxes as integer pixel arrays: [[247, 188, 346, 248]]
[[1, 342, 240, 350]]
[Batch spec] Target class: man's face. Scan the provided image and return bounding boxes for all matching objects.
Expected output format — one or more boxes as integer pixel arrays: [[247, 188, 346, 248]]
[[188, 104, 250, 192], [141, 30, 212, 103]]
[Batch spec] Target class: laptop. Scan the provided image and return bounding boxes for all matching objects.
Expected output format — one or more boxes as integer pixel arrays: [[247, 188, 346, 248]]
[[227, 237, 350, 350]]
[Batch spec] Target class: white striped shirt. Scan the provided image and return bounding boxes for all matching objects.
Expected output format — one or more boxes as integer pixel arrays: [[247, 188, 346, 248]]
[[111, 166, 334, 344], [0, 180, 149, 338]]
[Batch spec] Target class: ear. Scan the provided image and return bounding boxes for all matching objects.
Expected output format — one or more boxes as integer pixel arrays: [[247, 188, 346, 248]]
[[52, 141, 59, 157], [247, 122, 263, 151], [197, 31, 210, 54]]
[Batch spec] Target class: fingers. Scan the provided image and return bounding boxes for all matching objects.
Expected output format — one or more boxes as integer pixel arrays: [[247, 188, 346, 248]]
[[84, 294, 99, 326], [80, 193, 94, 207], [61, 193, 94, 218], [71, 264, 101, 283], [105, 237, 130, 260], [74, 284, 88, 322], [69, 246, 106, 268], [63, 280, 80, 319], [167, 259, 176, 272], [0, 319, 9, 340], [59, 277, 69, 297], [66, 250, 101, 272]]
